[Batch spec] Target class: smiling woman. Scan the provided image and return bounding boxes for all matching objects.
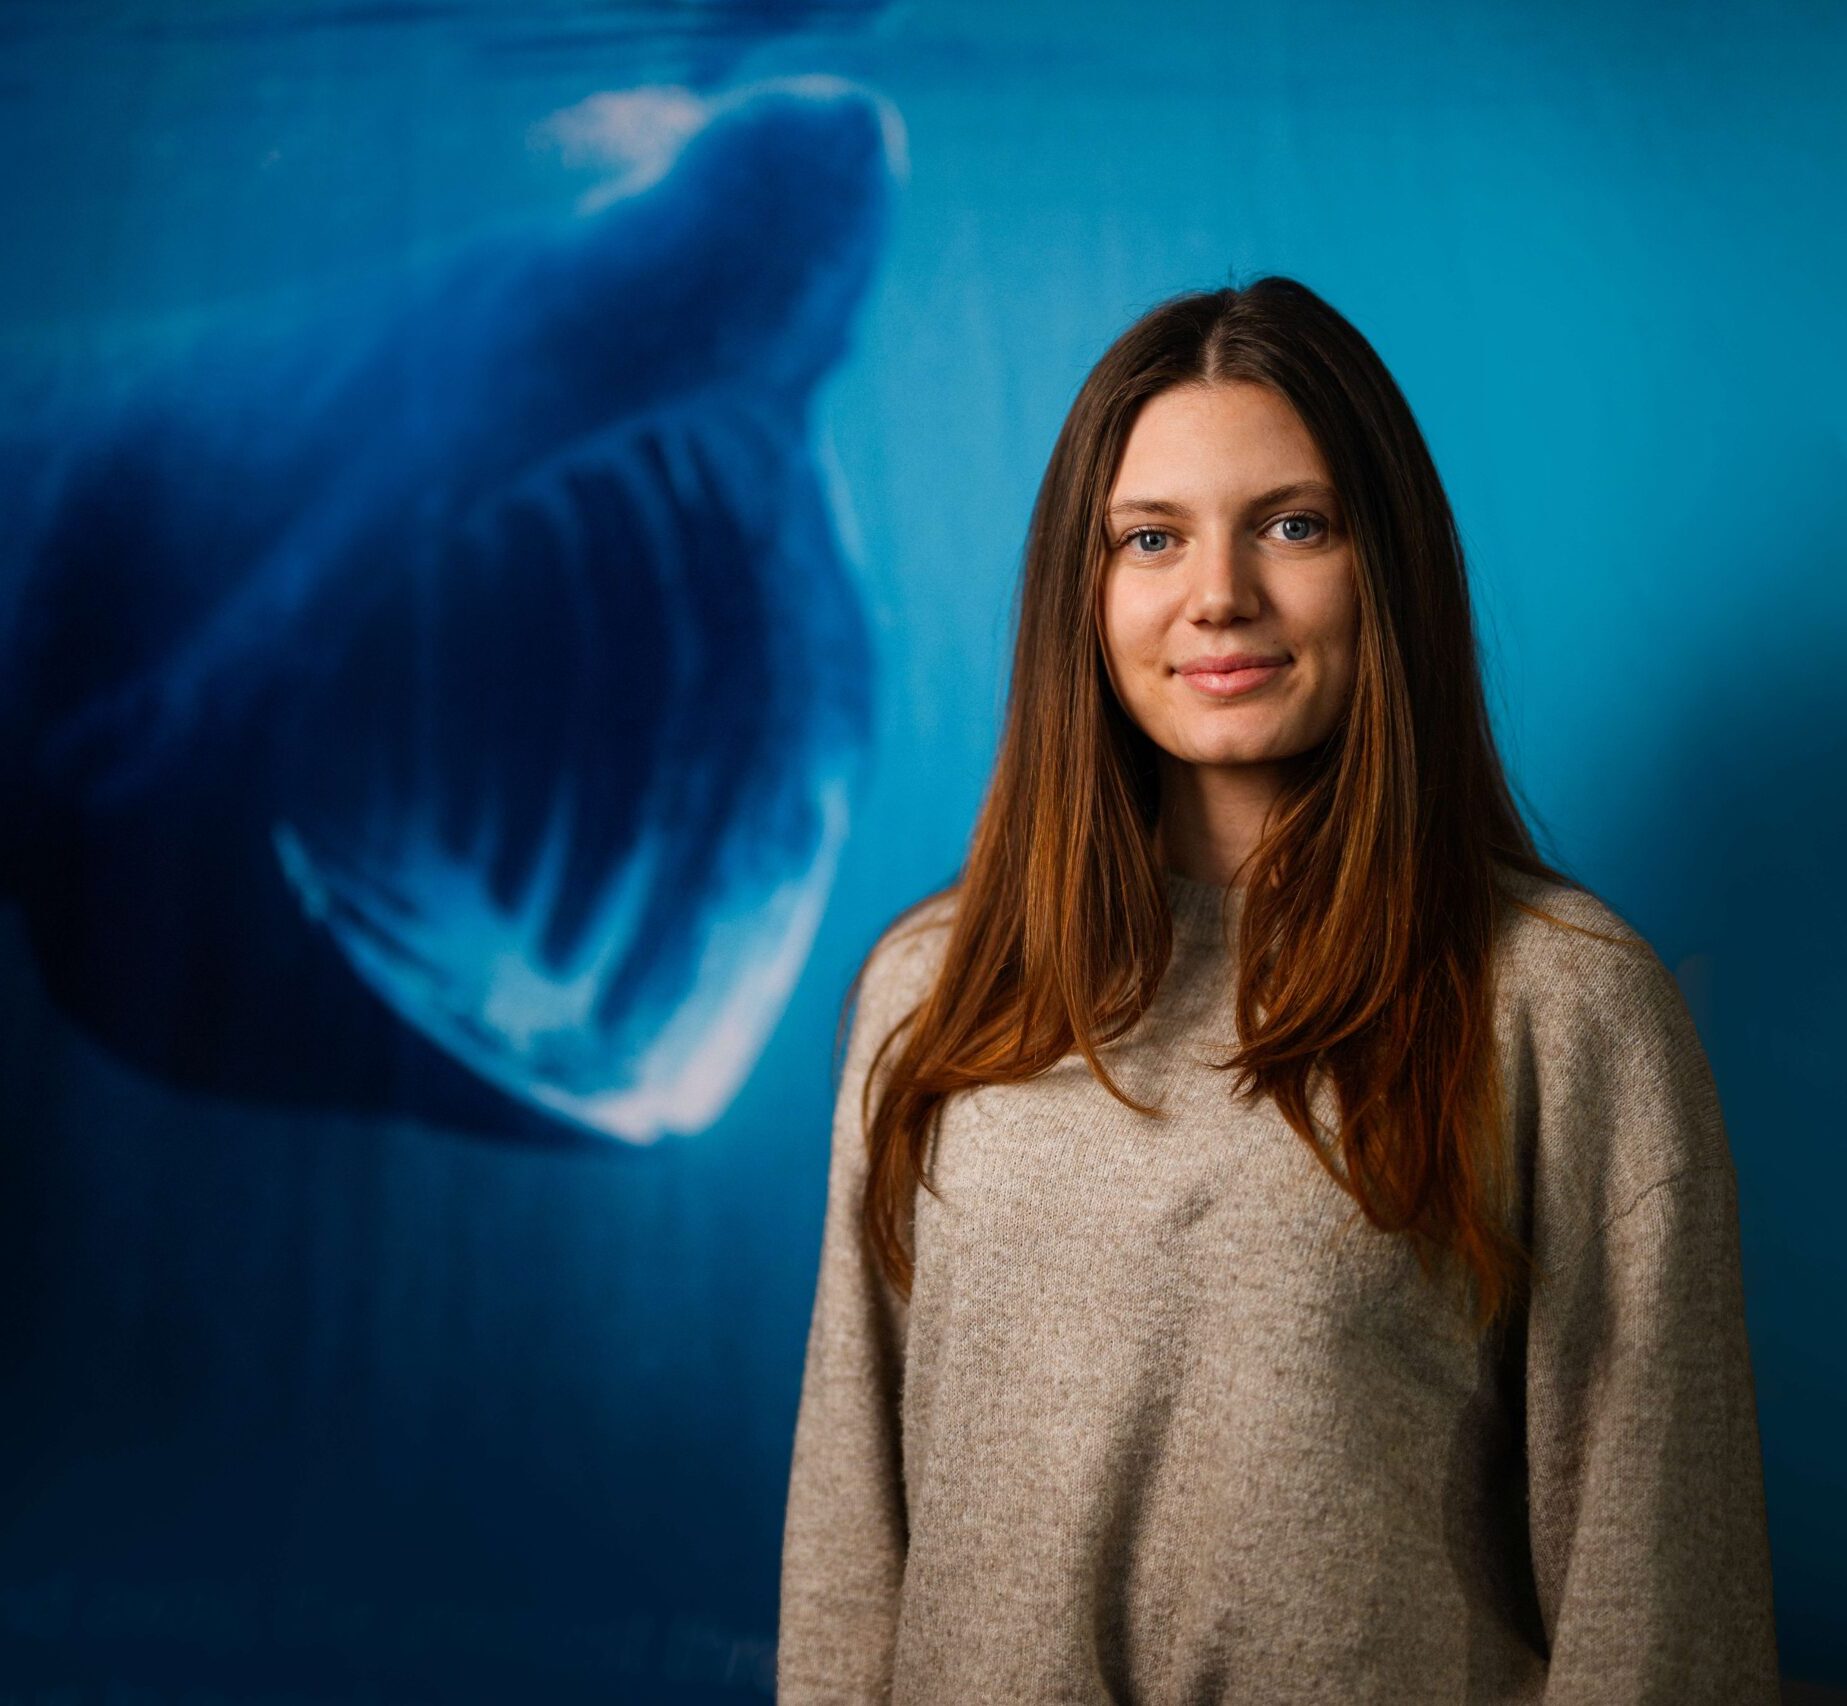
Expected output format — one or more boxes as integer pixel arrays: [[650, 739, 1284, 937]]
[[1099, 382, 1360, 851], [777, 276, 1781, 1704]]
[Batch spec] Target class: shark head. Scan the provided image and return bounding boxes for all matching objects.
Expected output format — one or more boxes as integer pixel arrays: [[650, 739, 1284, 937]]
[[6, 76, 907, 1142]]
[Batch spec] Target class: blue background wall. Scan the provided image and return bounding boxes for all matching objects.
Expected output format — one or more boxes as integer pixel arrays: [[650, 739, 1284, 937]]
[[1, 1, 1841, 1699]]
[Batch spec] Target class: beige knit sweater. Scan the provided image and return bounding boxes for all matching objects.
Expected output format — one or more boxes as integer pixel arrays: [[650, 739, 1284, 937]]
[[777, 867, 1780, 1703]]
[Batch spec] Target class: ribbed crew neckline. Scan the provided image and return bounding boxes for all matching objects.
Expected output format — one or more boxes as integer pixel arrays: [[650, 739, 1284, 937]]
[[1160, 866, 1245, 945]]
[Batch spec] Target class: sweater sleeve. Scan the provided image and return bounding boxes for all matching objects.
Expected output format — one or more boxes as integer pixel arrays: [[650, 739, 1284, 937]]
[[1521, 925, 1781, 1702], [777, 919, 933, 1704]]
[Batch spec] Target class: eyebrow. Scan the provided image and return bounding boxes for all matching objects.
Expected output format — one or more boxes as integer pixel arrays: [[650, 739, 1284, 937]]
[[1106, 480, 1340, 521]]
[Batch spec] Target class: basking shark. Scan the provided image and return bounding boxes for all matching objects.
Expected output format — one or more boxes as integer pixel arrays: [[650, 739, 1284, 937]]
[[0, 75, 902, 1145]]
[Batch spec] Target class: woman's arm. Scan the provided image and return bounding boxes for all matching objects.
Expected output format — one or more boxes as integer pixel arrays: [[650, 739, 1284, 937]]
[[1522, 928, 1781, 1702], [777, 918, 933, 1703]]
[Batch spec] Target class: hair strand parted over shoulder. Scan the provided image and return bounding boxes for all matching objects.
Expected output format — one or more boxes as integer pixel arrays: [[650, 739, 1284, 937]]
[[843, 276, 1636, 1343]]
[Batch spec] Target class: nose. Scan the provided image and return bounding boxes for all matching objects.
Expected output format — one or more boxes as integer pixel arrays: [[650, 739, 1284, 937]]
[[1184, 524, 1263, 622]]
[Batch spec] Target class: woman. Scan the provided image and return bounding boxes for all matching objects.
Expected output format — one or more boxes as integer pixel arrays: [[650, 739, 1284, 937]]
[[777, 278, 1780, 1703]]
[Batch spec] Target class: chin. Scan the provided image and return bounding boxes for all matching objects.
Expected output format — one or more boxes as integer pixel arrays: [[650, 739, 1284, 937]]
[[1179, 737, 1276, 766]]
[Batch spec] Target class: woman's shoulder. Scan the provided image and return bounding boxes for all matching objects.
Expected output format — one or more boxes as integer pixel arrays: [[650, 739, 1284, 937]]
[[1488, 863, 1717, 1103], [1490, 864, 1731, 1221], [1492, 867, 1736, 1255], [853, 883, 962, 1025], [1490, 864, 1669, 1020]]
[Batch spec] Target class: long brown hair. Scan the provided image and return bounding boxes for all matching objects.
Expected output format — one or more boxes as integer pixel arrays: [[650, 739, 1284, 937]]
[[848, 276, 1633, 1340]]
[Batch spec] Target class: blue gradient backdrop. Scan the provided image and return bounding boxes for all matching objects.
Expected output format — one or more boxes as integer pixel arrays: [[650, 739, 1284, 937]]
[[0, 1, 1841, 1699]]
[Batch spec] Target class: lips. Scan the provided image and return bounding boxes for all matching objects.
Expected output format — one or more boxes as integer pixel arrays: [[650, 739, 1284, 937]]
[[1175, 654, 1291, 701], [1176, 653, 1290, 673]]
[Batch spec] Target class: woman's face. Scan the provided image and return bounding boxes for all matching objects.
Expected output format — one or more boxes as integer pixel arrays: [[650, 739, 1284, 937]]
[[1100, 380, 1360, 774]]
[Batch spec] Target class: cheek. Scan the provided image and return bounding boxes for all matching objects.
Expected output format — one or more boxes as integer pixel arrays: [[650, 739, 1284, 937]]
[[1099, 581, 1139, 669], [1098, 575, 1139, 702], [1103, 579, 1168, 663], [1303, 575, 1361, 674]]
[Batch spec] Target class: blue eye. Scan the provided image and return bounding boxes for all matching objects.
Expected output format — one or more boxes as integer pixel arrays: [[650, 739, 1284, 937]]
[[1270, 511, 1327, 543], [1116, 513, 1331, 557]]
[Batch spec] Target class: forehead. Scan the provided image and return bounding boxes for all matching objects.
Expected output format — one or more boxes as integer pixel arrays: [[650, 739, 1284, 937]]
[[1109, 381, 1328, 496]]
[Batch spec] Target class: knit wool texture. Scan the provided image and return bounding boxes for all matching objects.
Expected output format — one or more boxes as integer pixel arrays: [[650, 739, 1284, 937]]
[[777, 867, 1781, 1703]]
